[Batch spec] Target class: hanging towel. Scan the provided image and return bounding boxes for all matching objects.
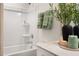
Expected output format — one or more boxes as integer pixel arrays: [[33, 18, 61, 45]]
[[42, 15, 49, 29], [37, 13, 44, 28], [47, 16, 53, 29], [37, 10, 53, 29], [42, 10, 53, 29], [42, 11, 50, 29]]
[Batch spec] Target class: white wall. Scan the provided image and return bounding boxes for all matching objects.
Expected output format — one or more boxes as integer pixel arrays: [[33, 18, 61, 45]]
[[26, 3, 62, 43]]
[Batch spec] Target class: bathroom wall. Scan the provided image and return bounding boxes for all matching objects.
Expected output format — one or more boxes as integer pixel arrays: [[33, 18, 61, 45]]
[[26, 3, 62, 43]]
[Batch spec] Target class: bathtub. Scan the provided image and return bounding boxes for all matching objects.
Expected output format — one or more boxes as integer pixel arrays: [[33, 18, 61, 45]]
[[8, 48, 37, 56], [4, 44, 37, 56]]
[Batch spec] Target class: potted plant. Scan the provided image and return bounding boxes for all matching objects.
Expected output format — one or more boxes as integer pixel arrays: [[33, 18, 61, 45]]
[[73, 4, 79, 38], [56, 3, 76, 41]]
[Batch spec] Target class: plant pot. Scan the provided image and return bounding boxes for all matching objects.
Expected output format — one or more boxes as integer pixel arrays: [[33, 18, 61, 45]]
[[73, 25, 79, 38], [62, 25, 73, 41]]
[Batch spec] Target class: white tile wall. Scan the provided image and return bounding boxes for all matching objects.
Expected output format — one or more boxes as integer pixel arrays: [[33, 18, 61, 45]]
[[26, 3, 62, 43]]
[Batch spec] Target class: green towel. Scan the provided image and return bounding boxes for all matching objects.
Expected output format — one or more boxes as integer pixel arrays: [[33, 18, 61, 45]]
[[37, 10, 53, 29], [37, 13, 44, 28], [47, 16, 53, 29], [42, 15, 49, 29], [42, 10, 53, 29]]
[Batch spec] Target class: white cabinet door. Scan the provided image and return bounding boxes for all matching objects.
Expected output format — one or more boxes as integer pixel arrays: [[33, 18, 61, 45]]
[[37, 47, 57, 56]]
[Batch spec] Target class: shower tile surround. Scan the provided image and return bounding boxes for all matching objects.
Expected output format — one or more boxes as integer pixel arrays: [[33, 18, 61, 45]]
[[4, 4, 32, 55]]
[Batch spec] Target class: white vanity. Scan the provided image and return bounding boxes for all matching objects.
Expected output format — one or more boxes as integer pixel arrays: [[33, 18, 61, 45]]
[[37, 41, 79, 56]]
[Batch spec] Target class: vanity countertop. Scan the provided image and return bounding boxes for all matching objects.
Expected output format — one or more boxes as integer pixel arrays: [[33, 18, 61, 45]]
[[37, 41, 79, 56]]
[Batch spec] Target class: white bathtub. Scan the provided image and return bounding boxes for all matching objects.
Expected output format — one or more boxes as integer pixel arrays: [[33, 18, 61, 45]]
[[4, 44, 37, 56], [8, 48, 37, 56]]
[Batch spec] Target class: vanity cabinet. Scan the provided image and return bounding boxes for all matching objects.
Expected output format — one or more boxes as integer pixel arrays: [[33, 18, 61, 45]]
[[37, 47, 57, 56]]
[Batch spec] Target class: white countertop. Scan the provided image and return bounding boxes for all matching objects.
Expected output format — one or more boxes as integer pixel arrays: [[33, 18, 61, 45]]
[[37, 41, 79, 56]]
